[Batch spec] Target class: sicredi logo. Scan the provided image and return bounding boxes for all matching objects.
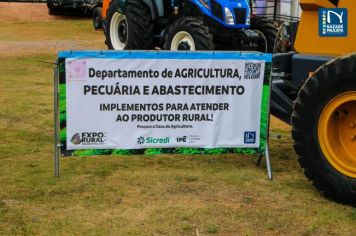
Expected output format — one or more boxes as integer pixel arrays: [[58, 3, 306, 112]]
[[137, 136, 145, 145], [244, 131, 256, 144], [319, 8, 347, 37], [137, 136, 170, 145]]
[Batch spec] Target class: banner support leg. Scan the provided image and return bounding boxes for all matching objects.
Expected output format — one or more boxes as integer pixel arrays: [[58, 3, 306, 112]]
[[54, 63, 60, 178], [54, 145, 60, 178], [265, 142, 272, 180], [265, 61, 273, 180]]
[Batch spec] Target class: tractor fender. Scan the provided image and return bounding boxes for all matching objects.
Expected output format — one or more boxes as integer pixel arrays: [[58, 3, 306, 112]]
[[115, 0, 163, 20]]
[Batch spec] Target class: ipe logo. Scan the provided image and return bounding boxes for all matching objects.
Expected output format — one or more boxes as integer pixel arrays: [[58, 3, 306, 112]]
[[319, 8, 347, 37], [176, 136, 187, 143]]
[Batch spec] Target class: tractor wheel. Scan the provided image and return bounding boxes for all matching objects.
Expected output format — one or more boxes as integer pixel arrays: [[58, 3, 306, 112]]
[[292, 53, 356, 205], [250, 16, 277, 53], [105, 0, 154, 50], [163, 17, 214, 51], [93, 7, 102, 30]]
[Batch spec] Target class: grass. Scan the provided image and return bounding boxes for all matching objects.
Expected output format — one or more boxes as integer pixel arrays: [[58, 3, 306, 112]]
[[0, 17, 355, 235]]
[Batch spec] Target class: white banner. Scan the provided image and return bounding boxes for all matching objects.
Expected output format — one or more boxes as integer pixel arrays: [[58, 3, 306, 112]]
[[65, 55, 265, 150]]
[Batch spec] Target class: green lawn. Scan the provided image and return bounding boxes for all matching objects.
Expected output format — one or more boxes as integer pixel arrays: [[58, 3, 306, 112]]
[[0, 19, 355, 235]]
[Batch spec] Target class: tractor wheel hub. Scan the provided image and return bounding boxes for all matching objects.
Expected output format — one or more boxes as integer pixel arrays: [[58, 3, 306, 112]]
[[318, 92, 356, 178]]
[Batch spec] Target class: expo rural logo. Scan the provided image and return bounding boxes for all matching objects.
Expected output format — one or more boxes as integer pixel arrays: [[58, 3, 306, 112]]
[[137, 136, 170, 145], [70, 132, 106, 145]]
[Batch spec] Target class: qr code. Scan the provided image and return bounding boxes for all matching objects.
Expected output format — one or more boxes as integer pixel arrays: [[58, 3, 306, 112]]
[[244, 63, 262, 80]]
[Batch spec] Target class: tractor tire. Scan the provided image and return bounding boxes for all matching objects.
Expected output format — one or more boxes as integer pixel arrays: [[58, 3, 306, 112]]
[[292, 53, 356, 205], [163, 17, 214, 51], [250, 16, 277, 53], [105, 0, 154, 50], [93, 7, 102, 30]]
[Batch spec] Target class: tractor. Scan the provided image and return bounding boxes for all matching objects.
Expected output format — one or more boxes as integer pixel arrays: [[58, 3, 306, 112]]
[[270, 0, 355, 205], [100, 0, 278, 52], [47, 0, 102, 16]]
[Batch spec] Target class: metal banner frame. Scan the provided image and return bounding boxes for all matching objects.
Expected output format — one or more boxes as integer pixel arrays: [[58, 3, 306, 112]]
[[53, 51, 273, 179], [54, 63, 60, 177]]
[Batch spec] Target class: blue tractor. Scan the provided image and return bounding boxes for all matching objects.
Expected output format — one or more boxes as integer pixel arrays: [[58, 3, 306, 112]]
[[104, 0, 277, 52]]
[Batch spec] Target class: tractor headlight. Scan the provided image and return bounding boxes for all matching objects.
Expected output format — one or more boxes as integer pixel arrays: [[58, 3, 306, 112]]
[[224, 7, 234, 25]]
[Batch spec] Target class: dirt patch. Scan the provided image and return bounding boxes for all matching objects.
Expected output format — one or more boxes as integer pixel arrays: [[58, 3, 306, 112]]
[[0, 40, 103, 57], [0, 3, 55, 21], [0, 3, 88, 22], [0, 3, 104, 57]]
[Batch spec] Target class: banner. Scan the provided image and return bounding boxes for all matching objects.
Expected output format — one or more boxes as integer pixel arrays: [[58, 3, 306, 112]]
[[57, 51, 271, 156]]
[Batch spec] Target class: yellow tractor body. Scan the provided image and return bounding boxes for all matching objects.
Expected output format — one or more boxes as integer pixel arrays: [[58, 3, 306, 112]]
[[270, 0, 356, 205], [295, 0, 356, 56]]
